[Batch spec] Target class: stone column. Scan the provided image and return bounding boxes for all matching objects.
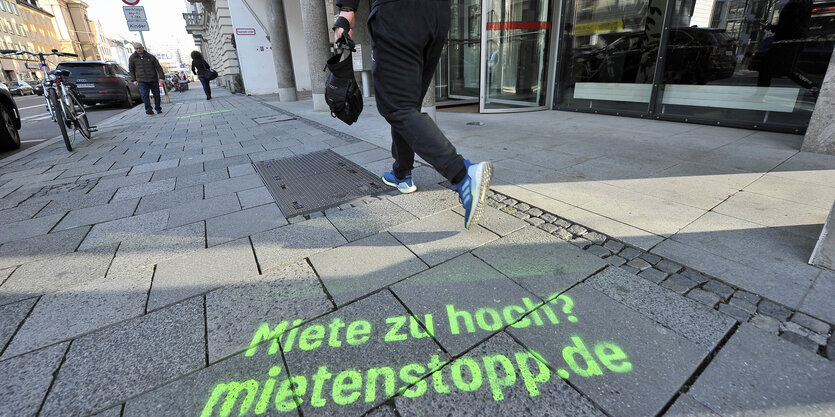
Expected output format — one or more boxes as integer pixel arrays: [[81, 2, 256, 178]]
[[266, 0, 297, 101], [801, 47, 835, 155], [421, 76, 437, 122], [299, 0, 332, 111]]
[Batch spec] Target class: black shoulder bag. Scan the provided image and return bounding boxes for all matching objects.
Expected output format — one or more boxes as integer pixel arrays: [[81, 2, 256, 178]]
[[325, 16, 363, 125]]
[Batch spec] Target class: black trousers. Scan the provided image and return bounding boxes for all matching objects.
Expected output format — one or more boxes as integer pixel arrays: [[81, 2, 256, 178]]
[[369, 0, 466, 183]]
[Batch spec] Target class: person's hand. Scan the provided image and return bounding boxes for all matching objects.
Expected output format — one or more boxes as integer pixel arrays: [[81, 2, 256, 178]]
[[133, 81, 138, 86], [333, 10, 354, 44]]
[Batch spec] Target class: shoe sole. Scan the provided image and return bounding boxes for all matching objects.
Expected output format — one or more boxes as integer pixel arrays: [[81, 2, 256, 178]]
[[381, 175, 417, 194], [465, 161, 493, 229]]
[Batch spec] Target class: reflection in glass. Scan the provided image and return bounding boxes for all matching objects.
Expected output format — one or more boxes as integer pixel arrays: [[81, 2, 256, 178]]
[[437, 0, 482, 103], [658, 0, 834, 130], [483, 0, 552, 110]]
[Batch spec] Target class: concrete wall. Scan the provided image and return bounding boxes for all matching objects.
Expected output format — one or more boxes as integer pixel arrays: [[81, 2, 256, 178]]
[[285, 0, 311, 91], [801, 47, 835, 155], [228, 0, 279, 95]]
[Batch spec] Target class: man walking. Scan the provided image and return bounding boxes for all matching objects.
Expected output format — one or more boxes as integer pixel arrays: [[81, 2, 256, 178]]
[[333, 0, 492, 229], [128, 43, 165, 115]]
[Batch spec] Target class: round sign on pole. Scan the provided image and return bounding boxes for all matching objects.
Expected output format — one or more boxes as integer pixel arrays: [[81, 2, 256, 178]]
[[123, 0, 139, 5]]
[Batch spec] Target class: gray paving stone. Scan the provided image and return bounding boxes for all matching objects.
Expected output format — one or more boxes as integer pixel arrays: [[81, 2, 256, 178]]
[[718, 303, 751, 322], [79, 209, 170, 250], [178, 151, 225, 167], [173, 166, 229, 189], [206, 260, 333, 362], [799, 270, 835, 324], [690, 324, 835, 415], [91, 171, 152, 192], [204, 154, 252, 171], [637, 268, 668, 284], [588, 267, 735, 350], [367, 404, 397, 417], [134, 185, 203, 215], [660, 274, 699, 294], [327, 198, 417, 242], [527, 207, 543, 217], [0, 226, 90, 270], [514, 203, 531, 212], [391, 253, 538, 356], [149, 238, 259, 311], [702, 280, 733, 300], [827, 336, 835, 359], [237, 186, 273, 209], [53, 198, 139, 232], [454, 205, 528, 237], [567, 224, 587, 236], [526, 216, 546, 227], [638, 252, 662, 265], [386, 186, 459, 220], [396, 332, 606, 417], [204, 173, 264, 198], [750, 314, 781, 334], [780, 330, 820, 352], [512, 211, 530, 220], [149, 162, 204, 182], [473, 227, 607, 299], [782, 321, 810, 337], [586, 245, 612, 258], [127, 158, 179, 176], [0, 213, 64, 245], [167, 193, 240, 228], [389, 210, 497, 267], [687, 289, 721, 308], [207, 203, 287, 247], [541, 213, 557, 223], [606, 256, 627, 267], [655, 259, 683, 274], [0, 199, 49, 227], [626, 258, 652, 270], [109, 222, 205, 271], [602, 240, 624, 253], [508, 284, 707, 417], [39, 298, 205, 417], [250, 216, 347, 272], [665, 394, 720, 417], [0, 342, 68, 417], [0, 244, 116, 305], [680, 268, 709, 284], [112, 178, 176, 201], [540, 222, 558, 234], [1, 268, 151, 359], [791, 313, 830, 335], [731, 290, 760, 306], [35, 188, 117, 217], [0, 297, 36, 352], [281, 291, 444, 417], [618, 247, 642, 260], [90, 405, 122, 417], [757, 299, 792, 321], [310, 232, 427, 305]]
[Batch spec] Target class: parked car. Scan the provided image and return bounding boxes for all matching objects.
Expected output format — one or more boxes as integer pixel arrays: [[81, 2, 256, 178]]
[[574, 27, 737, 85], [33, 81, 44, 95], [55, 61, 141, 108], [0, 84, 21, 150], [8, 80, 35, 96], [0, 82, 8, 94]]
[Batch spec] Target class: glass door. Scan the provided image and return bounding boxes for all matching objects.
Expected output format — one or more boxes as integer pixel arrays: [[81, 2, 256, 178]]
[[480, 0, 554, 112], [437, 0, 482, 104]]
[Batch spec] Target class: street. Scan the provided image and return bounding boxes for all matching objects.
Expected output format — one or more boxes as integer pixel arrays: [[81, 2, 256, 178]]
[[0, 93, 136, 159]]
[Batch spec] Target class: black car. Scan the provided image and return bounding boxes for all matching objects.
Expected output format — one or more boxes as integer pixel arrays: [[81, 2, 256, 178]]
[[56, 61, 141, 108], [8, 80, 35, 96], [33, 81, 44, 95], [0, 85, 21, 150], [574, 27, 737, 85]]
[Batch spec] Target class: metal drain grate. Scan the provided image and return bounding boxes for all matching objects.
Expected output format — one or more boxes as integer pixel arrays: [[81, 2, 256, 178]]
[[254, 149, 384, 217]]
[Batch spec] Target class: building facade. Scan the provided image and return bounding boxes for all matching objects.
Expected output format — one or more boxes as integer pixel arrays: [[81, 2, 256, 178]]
[[39, 0, 96, 61], [90, 19, 112, 62], [183, 0, 244, 93], [183, 0, 834, 144], [17, 0, 61, 78]]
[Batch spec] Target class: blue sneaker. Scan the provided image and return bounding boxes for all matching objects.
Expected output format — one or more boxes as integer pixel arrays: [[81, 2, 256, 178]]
[[455, 160, 493, 229], [381, 171, 417, 194]]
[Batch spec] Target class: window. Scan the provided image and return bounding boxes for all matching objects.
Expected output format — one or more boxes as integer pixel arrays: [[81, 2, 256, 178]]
[[12, 4, 17, 15]]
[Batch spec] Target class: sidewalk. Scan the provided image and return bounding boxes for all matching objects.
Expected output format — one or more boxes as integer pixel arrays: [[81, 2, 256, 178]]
[[0, 85, 832, 417]]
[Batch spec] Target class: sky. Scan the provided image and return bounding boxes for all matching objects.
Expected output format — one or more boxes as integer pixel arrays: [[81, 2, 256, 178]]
[[82, 0, 195, 52]]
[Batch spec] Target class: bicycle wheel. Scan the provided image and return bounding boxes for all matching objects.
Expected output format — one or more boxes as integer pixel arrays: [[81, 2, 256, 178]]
[[69, 93, 91, 139], [48, 88, 71, 151]]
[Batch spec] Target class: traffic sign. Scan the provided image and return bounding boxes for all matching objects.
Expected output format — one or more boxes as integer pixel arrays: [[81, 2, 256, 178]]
[[123, 6, 146, 21], [122, 0, 139, 4], [127, 20, 149, 31]]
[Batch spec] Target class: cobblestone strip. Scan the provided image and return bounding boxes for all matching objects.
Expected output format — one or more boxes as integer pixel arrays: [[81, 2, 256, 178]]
[[480, 189, 833, 359]]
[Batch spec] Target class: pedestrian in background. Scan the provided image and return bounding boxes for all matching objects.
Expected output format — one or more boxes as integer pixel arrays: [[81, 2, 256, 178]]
[[128, 43, 165, 115], [191, 51, 212, 100], [332, 0, 493, 229]]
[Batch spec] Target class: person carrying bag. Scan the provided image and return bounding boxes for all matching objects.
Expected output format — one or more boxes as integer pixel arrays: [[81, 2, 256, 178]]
[[325, 16, 363, 125]]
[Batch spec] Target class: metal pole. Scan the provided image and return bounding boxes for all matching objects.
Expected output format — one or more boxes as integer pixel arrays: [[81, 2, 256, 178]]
[[138, 31, 146, 49]]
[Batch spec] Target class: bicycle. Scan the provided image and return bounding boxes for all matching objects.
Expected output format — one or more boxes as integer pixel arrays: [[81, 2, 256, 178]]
[[0, 48, 93, 151]]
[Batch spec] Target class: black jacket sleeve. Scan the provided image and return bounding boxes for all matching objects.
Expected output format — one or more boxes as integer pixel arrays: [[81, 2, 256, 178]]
[[335, 0, 360, 10]]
